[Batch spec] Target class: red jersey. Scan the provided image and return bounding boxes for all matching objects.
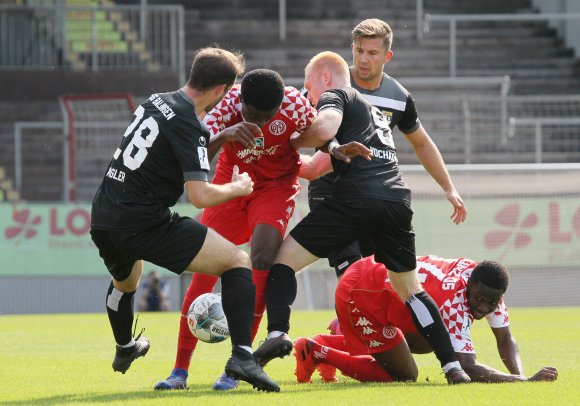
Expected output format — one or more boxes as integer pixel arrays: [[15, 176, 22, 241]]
[[203, 85, 317, 184], [345, 256, 510, 354]]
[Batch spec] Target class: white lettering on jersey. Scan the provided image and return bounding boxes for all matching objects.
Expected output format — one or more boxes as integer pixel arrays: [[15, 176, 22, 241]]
[[106, 166, 125, 182], [370, 147, 397, 161], [198, 147, 209, 170], [150, 94, 176, 120]]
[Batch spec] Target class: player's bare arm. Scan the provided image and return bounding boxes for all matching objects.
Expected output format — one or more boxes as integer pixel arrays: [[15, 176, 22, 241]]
[[298, 151, 332, 181], [492, 326, 524, 375], [290, 109, 343, 150], [208, 122, 260, 160], [329, 141, 372, 164], [455, 352, 558, 382], [185, 165, 253, 208], [298, 141, 371, 180], [404, 125, 467, 225]]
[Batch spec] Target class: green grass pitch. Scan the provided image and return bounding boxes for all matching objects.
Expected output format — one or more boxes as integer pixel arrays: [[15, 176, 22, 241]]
[[0, 308, 578, 405]]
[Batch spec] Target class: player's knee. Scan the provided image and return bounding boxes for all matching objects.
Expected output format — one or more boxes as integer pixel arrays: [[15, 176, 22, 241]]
[[233, 249, 252, 270], [389, 365, 418, 382], [250, 249, 276, 270]]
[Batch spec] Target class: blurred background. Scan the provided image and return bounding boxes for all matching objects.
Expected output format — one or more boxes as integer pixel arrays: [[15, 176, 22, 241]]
[[1, 0, 579, 314]]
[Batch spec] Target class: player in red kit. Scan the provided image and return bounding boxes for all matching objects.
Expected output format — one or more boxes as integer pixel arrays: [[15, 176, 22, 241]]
[[294, 255, 558, 384], [155, 69, 317, 391]]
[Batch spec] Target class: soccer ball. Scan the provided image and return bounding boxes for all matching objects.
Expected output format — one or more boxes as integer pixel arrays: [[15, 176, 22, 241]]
[[187, 292, 230, 343]]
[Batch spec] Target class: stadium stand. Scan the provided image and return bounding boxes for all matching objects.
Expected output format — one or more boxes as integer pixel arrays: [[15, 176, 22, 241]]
[[1, 0, 580, 199]]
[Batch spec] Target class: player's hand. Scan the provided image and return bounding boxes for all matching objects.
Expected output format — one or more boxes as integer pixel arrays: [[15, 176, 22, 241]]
[[231, 165, 253, 196], [331, 141, 372, 163], [527, 367, 558, 382], [446, 188, 467, 225], [220, 122, 261, 149]]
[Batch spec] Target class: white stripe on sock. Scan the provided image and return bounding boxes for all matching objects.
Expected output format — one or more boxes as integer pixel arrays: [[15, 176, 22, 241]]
[[106, 288, 124, 312], [407, 295, 435, 328]]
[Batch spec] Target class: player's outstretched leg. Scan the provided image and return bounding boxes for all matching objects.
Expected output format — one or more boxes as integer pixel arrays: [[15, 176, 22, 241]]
[[293, 337, 318, 383], [212, 372, 239, 391], [112, 334, 150, 374], [253, 333, 294, 366], [225, 349, 280, 392], [154, 368, 188, 390]]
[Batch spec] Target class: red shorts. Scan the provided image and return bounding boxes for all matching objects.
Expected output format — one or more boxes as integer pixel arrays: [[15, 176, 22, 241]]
[[335, 261, 417, 356], [200, 178, 300, 245]]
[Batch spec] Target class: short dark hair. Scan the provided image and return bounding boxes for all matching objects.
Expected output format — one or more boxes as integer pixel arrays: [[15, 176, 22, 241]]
[[470, 260, 509, 292], [240, 69, 285, 111], [187, 47, 245, 91]]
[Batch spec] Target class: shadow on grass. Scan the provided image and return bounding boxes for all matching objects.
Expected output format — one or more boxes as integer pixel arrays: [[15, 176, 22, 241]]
[[0, 378, 441, 405]]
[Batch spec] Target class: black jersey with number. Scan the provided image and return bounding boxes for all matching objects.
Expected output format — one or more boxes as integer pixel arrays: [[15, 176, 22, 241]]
[[91, 90, 210, 231], [308, 72, 420, 203], [317, 87, 410, 202]]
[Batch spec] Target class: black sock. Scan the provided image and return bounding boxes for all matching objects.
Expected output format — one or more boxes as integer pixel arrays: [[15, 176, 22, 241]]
[[406, 291, 457, 367], [265, 263, 297, 334], [105, 281, 135, 346], [220, 267, 255, 348]]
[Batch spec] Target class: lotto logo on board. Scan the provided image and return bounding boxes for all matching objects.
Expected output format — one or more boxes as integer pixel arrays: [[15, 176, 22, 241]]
[[3, 206, 92, 247], [482, 200, 580, 265]]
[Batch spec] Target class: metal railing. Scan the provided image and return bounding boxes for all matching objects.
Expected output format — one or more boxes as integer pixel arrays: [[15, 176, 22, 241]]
[[423, 12, 580, 77], [0, 2, 185, 84], [509, 117, 580, 163]]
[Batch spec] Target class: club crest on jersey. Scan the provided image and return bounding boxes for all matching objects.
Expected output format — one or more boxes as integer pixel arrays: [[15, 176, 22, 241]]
[[255, 137, 265, 148], [199, 136, 206, 146], [269, 119, 286, 136], [382, 111, 393, 124], [383, 325, 397, 339]]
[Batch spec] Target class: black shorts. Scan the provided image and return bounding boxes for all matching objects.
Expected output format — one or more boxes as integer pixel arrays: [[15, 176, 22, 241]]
[[90, 211, 208, 281], [290, 196, 416, 272]]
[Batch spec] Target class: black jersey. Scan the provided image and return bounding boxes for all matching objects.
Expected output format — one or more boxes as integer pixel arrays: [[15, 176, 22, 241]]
[[317, 87, 410, 202], [308, 72, 420, 202], [91, 90, 210, 231]]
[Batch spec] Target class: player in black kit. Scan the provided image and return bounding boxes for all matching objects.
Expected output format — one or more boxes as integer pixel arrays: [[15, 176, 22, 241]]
[[253, 51, 471, 384], [301, 18, 466, 278], [90, 47, 279, 392]]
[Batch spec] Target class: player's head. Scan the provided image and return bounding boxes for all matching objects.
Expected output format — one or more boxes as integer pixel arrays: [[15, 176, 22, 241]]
[[304, 51, 350, 106], [466, 260, 509, 320], [351, 19, 394, 85], [187, 47, 245, 111], [240, 69, 285, 128]]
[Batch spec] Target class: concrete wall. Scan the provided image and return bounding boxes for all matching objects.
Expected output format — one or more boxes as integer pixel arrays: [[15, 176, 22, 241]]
[[532, 0, 580, 57]]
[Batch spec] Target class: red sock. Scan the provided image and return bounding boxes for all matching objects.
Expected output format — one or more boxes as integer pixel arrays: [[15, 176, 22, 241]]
[[313, 334, 347, 351], [174, 273, 219, 371], [251, 269, 269, 341], [311, 340, 393, 382]]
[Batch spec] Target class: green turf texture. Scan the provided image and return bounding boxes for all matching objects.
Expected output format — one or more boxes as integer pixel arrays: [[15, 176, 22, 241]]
[[0, 308, 578, 405]]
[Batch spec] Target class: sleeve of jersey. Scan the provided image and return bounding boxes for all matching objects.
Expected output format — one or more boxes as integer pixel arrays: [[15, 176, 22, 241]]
[[397, 93, 421, 134], [287, 88, 318, 132], [485, 299, 510, 328], [167, 121, 209, 182], [316, 90, 345, 115], [203, 90, 238, 138]]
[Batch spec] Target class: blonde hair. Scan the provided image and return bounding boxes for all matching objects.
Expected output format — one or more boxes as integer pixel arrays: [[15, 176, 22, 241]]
[[305, 51, 350, 80], [352, 18, 393, 51]]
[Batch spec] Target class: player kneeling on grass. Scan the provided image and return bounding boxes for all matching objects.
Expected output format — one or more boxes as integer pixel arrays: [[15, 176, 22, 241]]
[[294, 255, 558, 384]]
